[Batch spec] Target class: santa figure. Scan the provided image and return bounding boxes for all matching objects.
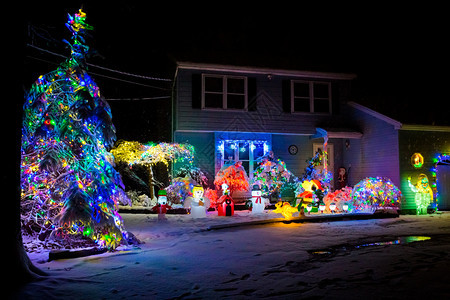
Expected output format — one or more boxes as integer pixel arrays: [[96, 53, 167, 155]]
[[151, 190, 172, 221], [335, 167, 348, 190], [250, 185, 265, 214], [218, 183, 234, 216], [184, 185, 210, 218]]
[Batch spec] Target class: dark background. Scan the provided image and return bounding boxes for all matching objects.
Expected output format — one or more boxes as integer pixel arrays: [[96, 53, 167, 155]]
[[22, 2, 449, 143]]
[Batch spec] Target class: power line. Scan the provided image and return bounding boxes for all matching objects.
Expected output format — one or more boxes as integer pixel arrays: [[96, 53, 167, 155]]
[[26, 44, 172, 82], [88, 71, 171, 91], [106, 96, 171, 101], [25, 55, 171, 91], [88, 62, 172, 82]]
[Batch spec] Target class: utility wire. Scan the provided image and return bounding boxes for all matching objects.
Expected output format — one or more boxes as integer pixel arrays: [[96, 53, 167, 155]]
[[26, 55, 171, 91], [106, 96, 171, 101], [26, 44, 173, 82]]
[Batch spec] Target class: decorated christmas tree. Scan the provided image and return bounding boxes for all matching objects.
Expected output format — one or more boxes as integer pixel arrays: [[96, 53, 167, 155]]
[[21, 9, 129, 249], [214, 161, 249, 195], [252, 152, 296, 199]]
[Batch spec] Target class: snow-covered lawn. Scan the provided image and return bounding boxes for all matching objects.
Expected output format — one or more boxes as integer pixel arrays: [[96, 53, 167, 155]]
[[17, 211, 450, 299]]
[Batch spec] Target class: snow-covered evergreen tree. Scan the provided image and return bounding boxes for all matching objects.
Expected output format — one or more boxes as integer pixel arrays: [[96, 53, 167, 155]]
[[21, 9, 129, 249]]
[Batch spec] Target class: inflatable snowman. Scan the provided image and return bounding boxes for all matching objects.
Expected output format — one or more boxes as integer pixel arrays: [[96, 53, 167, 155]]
[[250, 185, 265, 214], [185, 185, 209, 218]]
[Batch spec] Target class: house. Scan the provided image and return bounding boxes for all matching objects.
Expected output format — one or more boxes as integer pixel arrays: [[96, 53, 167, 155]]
[[172, 61, 450, 212]]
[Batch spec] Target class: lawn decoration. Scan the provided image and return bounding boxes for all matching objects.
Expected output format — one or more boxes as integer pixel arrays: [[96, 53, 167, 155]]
[[407, 174, 433, 215], [352, 177, 402, 213], [151, 190, 172, 221], [217, 183, 235, 216], [296, 179, 324, 212], [323, 187, 353, 213], [253, 154, 295, 199], [184, 185, 209, 218], [214, 161, 249, 196], [273, 201, 299, 219], [250, 185, 265, 214]]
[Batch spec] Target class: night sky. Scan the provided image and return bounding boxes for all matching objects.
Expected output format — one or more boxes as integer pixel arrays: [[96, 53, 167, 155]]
[[23, 2, 449, 142]]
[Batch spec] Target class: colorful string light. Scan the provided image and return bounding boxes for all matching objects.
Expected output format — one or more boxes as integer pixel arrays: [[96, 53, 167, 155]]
[[351, 177, 402, 212], [21, 9, 128, 249], [111, 141, 195, 168]]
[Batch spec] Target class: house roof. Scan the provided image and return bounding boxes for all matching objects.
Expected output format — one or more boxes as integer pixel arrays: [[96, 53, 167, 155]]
[[348, 101, 450, 132], [177, 61, 357, 80], [347, 102, 402, 129]]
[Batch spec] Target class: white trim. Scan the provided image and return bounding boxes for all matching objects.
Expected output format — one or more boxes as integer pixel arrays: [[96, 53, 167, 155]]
[[175, 129, 313, 136], [177, 61, 357, 80], [347, 101, 402, 129], [400, 124, 450, 132], [328, 131, 363, 139], [310, 127, 363, 139]]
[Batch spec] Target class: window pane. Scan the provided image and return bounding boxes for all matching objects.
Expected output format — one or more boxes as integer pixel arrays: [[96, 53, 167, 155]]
[[241, 161, 250, 175], [293, 82, 309, 97], [227, 94, 245, 109], [253, 161, 259, 172], [253, 144, 264, 158], [294, 98, 310, 112], [227, 78, 245, 94], [238, 142, 249, 160], [314, 99, 330, 113], [224, 142, 235, 161], [204, 76, 223, 92], [314, 83, 329, 98], [204, 93, 223, 108]]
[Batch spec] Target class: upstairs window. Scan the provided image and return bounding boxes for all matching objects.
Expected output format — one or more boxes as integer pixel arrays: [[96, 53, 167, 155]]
[[291, 80, 331, 114], [202, 74, 247, 110]]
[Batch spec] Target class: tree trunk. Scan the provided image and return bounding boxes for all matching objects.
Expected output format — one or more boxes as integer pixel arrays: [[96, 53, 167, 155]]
[[9, 25, 47, 295], [148, 165, 154, 199]]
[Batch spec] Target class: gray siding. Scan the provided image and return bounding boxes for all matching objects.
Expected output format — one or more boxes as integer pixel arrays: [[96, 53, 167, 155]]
[[343, 105, 400, 187], [175, 68, 349, 135], [271, 134, 313, 178]]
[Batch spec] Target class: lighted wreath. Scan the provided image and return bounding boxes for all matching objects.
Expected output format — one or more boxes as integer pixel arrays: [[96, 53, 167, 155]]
[[411, 153, 424, 168]]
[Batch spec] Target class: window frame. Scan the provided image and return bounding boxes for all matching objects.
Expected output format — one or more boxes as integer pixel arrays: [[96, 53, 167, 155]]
[[218, 140, 269, 180], [290, 80, 332, 114], [201, 74, 248, 111]]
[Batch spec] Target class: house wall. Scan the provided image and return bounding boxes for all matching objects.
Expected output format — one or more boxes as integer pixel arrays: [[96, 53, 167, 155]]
[[271, 134, 313, 178], [343, 105, 400, 187], [398, 130, 450, 211], [174, 68, 351, 135], [174, 66, 354, 196], [174, 130, 346, 191]]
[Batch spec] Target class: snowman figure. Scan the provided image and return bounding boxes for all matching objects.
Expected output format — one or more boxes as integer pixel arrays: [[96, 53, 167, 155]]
[[185, 185, 209, 218], [151, 190, 172, 221], [251, 185, 265, 214]]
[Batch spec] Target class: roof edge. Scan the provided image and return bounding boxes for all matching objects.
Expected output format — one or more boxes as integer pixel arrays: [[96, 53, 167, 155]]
[[347, 101, 403, 129], [176, 61, 357, 80], [400, 124, 450, 132]]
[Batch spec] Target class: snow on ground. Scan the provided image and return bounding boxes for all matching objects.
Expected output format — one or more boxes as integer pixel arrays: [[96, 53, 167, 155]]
[[15, 211, 450, 299]]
